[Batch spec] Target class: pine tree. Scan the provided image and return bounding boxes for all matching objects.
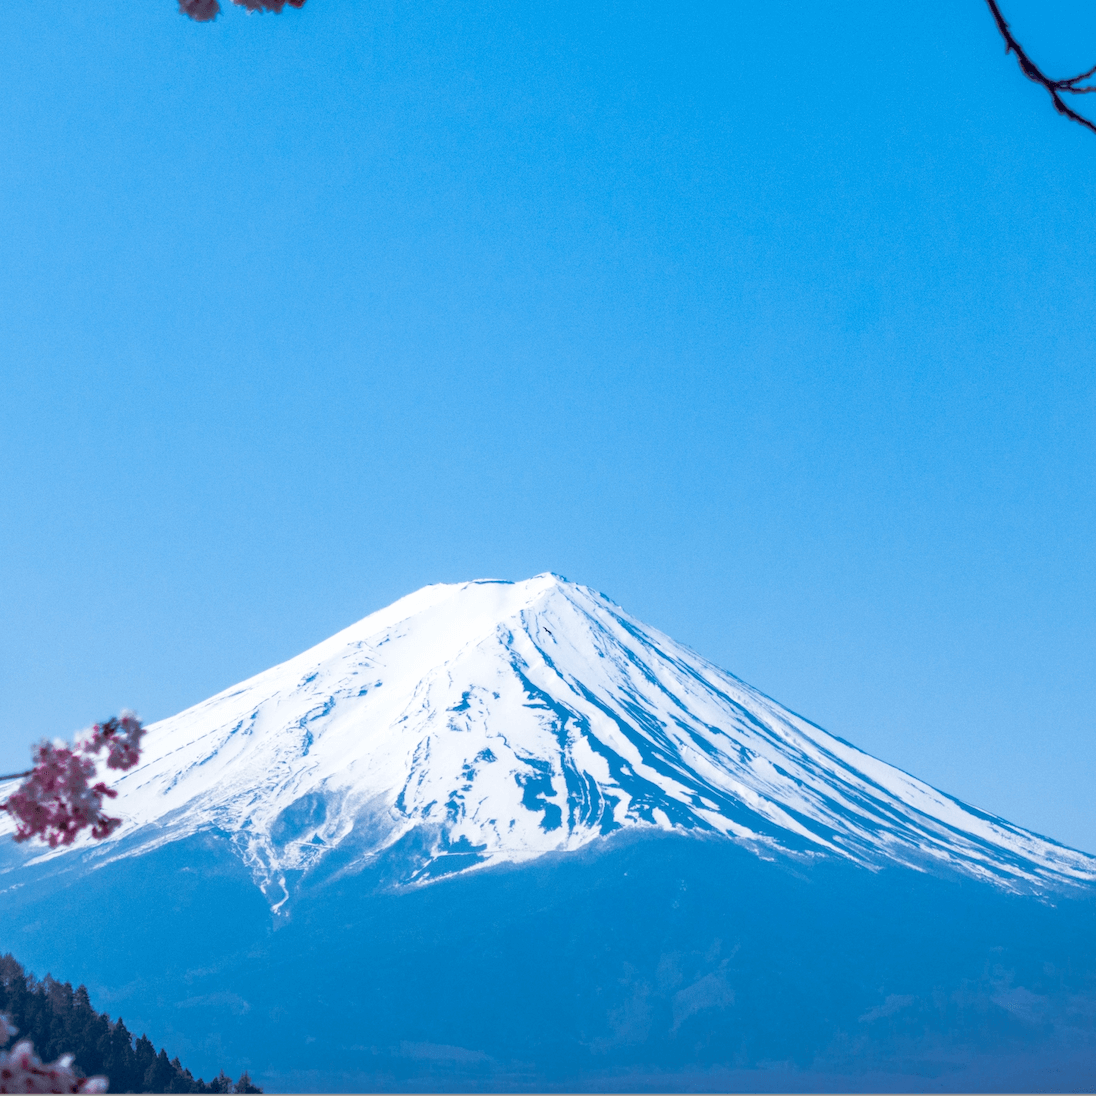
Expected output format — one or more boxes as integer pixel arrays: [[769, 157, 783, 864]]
[[133, 1033, 158, 1090], [143, 1048, 176, 1093], [170, 1057, 196, 1093]]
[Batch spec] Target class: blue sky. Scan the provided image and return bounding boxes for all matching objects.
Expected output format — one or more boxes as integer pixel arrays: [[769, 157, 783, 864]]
[[1, 0, 1094, 851]]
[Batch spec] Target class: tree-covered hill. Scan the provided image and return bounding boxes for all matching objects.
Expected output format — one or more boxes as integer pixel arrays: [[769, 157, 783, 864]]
[[0, 955, 260, 1094]]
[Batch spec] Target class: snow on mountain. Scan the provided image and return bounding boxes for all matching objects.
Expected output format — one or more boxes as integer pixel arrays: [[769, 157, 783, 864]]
[[6, 574, 1094, 905]]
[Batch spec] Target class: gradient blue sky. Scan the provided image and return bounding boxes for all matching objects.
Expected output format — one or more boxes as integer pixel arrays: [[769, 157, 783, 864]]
[[2, 0, 1094, 851]]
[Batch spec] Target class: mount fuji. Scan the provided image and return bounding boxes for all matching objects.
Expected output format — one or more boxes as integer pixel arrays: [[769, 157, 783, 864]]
[[2, 575, 1095, 1092]]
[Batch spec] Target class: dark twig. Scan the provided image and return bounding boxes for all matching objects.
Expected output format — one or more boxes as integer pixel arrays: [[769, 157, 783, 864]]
[[0, 771, 32, 783], [986, 0, 1096, 135]]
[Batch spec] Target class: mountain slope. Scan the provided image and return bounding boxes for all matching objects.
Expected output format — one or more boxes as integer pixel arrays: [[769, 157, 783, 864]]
[[5, 574, 1091, 906]]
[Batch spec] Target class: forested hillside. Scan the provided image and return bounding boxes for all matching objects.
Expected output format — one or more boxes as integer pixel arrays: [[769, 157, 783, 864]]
[[0, 955, 259, 1093]]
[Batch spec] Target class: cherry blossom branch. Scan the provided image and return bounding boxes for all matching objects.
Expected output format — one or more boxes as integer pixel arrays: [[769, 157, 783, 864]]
[[0, 714, 145, 848], [985, 0, 1096, 135], [179, 0, 306, 22]]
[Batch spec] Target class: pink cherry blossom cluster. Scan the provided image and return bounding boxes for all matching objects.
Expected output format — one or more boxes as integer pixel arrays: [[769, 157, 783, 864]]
[[179, 0, 306, 22], [0, 1014, 106, 1094], [0, 714, 145, 849], [83, 714, 144, 773]]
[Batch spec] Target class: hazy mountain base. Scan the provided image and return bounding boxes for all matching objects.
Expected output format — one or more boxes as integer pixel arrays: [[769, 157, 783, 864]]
[[1, 830, 1095, 1092]]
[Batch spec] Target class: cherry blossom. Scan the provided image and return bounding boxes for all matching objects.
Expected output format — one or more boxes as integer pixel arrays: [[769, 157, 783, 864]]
[[82, 714, 145, 773], [179, 0, 306, 20], [0, 1015, 106, 1094], [179, 0, 219, 19], [0, 714, 145, 849]]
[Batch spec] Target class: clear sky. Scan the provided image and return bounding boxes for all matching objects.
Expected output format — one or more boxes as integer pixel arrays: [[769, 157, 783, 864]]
[[1, 0, 1094, 852]]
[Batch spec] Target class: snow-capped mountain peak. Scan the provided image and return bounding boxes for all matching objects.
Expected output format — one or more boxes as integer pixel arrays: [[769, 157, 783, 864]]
[[7, 574, 1094, 905]]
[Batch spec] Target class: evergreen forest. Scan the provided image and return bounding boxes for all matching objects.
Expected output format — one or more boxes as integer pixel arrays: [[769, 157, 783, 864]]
[[0, 954, 260, 1093]]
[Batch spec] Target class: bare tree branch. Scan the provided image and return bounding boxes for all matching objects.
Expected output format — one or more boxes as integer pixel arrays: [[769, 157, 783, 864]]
[[986, 0, 1096, 135]]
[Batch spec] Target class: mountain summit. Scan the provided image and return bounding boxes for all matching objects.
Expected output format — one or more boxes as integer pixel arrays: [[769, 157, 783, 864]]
[[13, 573, 1091, 906]]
